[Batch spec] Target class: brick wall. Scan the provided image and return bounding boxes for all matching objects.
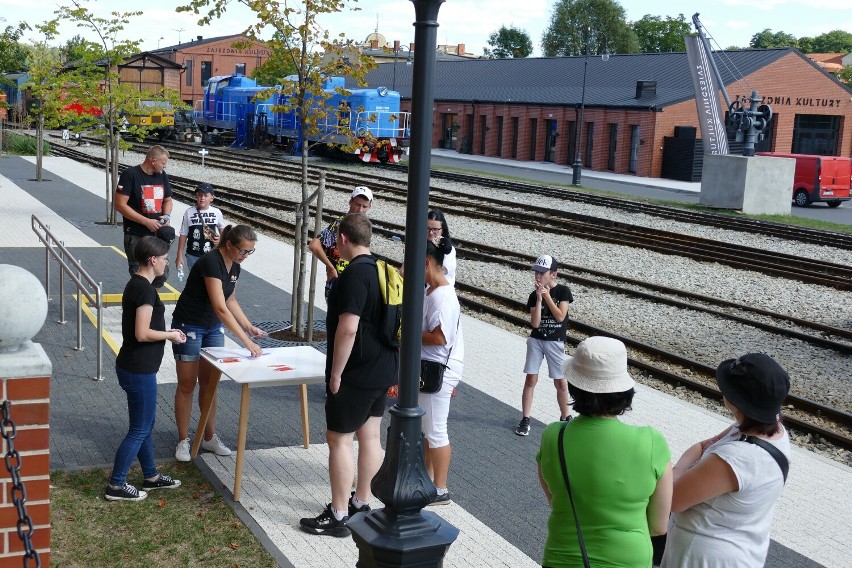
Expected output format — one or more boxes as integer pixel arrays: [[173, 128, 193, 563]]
[[425, 52, 852, 179], [0, 376, 50, 567]]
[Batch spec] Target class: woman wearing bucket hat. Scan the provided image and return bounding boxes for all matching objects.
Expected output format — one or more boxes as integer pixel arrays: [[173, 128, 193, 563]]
[[661, 353, 791, 568], [536, 336, 673, 567]]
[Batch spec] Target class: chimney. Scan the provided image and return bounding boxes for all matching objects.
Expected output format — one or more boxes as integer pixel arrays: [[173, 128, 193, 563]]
[[457, 43, 465, 55], [393, 40, 400, 51], [409, 42, 415, 52], [197, 35, 203, 42], [635, 80, 657, 99]]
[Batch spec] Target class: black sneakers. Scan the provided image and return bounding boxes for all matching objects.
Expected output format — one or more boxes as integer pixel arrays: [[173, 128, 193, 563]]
[[428, 491, 452, 506], [142, 474, 182, 491], [515, 416, 531, 436], [104, 483, 148, 502], [349, 491, 371, 517], [300, 504, 350, 537]]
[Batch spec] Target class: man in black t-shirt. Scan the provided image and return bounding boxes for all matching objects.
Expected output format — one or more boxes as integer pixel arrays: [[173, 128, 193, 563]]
[[300, 213, 398, 538], [115, 145, 173, 275]]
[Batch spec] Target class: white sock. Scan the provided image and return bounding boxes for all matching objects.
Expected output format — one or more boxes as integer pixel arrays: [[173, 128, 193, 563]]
[[331, 505, 346, 521], [436, 487, 448, 496], [352, 494, 369, 509]]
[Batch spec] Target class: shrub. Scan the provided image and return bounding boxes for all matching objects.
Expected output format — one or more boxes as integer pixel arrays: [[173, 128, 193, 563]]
[[3, 132, 51, 155]]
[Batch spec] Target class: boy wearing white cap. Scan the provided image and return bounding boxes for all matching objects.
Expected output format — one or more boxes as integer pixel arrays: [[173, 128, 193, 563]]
[[309, 186, 373, 298], [515, 255, 573, 436]]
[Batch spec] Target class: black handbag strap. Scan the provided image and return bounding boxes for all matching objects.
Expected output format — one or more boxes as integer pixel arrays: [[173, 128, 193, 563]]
[[739, 434, 789, 483], [557, 419, 591, 568]]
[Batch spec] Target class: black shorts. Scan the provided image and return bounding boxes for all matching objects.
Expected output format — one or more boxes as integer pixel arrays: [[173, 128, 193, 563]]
[[325, 383, 387, 434]]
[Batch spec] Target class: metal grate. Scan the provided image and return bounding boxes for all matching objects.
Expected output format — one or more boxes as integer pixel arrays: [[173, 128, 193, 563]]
[[250, 320, 328, 353]]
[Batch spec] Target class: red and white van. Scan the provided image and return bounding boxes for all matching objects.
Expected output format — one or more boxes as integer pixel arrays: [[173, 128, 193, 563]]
[[756, 152, 852, 208]]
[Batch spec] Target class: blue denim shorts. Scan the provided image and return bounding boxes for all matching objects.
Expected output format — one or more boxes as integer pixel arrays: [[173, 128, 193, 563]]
[[172, 320, 225, 362]]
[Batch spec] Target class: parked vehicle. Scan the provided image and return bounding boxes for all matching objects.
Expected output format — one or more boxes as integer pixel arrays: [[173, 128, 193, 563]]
[[757, 152, 852, 207]]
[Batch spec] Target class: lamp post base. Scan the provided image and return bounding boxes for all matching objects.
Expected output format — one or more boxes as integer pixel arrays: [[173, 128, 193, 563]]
[[572, 161, 582, 186], [349, 508, 458, 567]]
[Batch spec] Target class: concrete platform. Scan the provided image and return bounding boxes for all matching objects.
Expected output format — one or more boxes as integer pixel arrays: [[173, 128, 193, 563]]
[[1, 154, 848, 567]]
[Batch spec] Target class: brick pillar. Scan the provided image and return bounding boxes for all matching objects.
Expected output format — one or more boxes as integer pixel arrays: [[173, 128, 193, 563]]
[[0, 265, 51, 567]]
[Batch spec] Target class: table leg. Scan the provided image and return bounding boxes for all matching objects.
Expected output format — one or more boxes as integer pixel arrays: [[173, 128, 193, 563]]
[[300, 383, 310, 449], [233, 383, 251, 502], [191, 365, 222, 459]]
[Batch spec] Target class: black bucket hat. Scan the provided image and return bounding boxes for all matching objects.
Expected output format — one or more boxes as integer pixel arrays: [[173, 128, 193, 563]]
[[715, 353, 790, 423]]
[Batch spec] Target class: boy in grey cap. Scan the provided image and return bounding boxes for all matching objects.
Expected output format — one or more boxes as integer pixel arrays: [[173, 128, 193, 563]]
[[515, 255, 573, 436]]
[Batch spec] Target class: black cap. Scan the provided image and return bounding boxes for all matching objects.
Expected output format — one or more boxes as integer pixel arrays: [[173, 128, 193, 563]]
[[197, 182, 214, 195], [155, 225, 176, 244], [715, 353, 790, 423]]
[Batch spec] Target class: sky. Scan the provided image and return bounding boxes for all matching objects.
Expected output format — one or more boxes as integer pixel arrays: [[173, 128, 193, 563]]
[[3, 0, 852, 57]]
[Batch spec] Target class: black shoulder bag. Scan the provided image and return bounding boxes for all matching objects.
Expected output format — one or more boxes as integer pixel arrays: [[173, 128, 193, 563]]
[[420, 317, 460, 394], [739, 434, 789, 483], [557, 418, 591, 568]]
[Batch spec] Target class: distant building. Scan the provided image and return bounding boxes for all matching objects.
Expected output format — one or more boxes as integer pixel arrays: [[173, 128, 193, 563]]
[[149, 34, 272, 106], [806, 53, 845, 74], [363, 47, 852, 180]]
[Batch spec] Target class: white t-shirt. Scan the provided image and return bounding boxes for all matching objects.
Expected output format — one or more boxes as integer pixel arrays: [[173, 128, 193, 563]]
[[420, 284, 464, 385], [179, 206, 226, 257], [662, 424, 791, 568]]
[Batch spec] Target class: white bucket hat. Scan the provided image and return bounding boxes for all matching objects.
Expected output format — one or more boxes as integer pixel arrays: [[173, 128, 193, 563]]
[[564, 336, 635, 393]]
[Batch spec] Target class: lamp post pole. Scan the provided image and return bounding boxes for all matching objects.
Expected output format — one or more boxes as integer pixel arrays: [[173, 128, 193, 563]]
[[349, 0, 459, 564], [572, 31, 590, 187]]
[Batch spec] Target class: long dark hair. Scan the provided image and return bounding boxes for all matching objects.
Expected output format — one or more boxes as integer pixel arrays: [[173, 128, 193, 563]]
[[426, 236, 452, 267], [428, 209, 452, 244]]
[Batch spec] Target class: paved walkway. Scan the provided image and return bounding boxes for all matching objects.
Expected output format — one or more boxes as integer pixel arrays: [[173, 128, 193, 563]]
[[1, 155, 849, 567]]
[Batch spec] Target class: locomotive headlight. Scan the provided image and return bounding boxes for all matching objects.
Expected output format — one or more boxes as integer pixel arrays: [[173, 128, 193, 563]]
[[377, 87, 389, 97]]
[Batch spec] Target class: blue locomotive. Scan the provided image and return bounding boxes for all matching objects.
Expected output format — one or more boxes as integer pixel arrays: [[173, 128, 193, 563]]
[[195, 74, 410, 163]]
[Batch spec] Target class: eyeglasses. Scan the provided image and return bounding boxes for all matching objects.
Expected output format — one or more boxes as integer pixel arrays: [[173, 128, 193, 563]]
[[238, 248, 255, 256], [427, 227, 442, 234]]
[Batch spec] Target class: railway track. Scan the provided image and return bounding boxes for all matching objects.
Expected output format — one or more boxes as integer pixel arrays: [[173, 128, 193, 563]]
[[57, 138, 852, 291], [49, 142, 852, 451]]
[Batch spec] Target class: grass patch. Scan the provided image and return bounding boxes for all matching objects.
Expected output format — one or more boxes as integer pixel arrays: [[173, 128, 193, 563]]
[[3, 131, 51, 155], [51, 464, 277, 568]]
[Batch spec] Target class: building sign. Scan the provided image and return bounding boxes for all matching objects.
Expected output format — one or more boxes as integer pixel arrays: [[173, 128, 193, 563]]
[[757, 96, 844, 108], [684, 36, 729, 155], [205, 47, 271, 56]]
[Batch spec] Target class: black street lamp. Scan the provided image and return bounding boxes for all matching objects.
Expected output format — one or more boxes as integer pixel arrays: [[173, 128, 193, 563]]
[[392, 44, 413, 92], [571, 31, 609, 186], [348, 0, 459, 566]]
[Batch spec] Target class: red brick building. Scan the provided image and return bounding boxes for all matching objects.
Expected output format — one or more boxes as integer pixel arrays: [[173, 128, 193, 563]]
[[366, 48, 852, 180], [150, 34, 272, 107]]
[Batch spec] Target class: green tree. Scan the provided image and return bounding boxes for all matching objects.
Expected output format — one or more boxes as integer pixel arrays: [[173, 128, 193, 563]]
[[0, 22, 31, 74], [749, 28, 798, 49], [59, 34, 100, 64], [48, 1, 184, 222], [541, 0, 640, 57], [484, 25, 533, 58], [631, 13, 690, 53], [798, 36, 815, 53], [811, 29, 852, 53], [837, 65, 852, 86], [179, 0, 375, 336]]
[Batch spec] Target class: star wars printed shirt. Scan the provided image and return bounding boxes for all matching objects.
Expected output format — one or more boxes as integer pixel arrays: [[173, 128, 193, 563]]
[[186, 210, 220, 257]]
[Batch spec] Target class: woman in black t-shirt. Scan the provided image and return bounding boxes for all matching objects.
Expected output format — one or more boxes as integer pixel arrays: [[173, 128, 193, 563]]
[[171, 225, 267, 462], [106, 237, 186, 502]]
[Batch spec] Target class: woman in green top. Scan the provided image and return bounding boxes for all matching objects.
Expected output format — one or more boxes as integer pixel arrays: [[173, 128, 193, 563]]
[[536, 336, 673, 567]]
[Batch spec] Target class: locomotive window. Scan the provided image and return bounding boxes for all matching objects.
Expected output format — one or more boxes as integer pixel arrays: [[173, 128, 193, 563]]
[[235, 63, 246, 75]]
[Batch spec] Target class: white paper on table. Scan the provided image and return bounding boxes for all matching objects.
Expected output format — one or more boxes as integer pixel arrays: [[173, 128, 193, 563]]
[[202, 347, 272, 360]]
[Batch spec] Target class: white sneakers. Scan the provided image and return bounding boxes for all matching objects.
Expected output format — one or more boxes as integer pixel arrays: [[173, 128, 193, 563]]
[[201, 433, 232, 456], [175, 438, 191, 462], [175, 434, 232, 462]]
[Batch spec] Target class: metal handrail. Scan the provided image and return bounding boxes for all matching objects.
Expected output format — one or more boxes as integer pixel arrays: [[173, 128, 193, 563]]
[[31, 215, 104, 381]]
